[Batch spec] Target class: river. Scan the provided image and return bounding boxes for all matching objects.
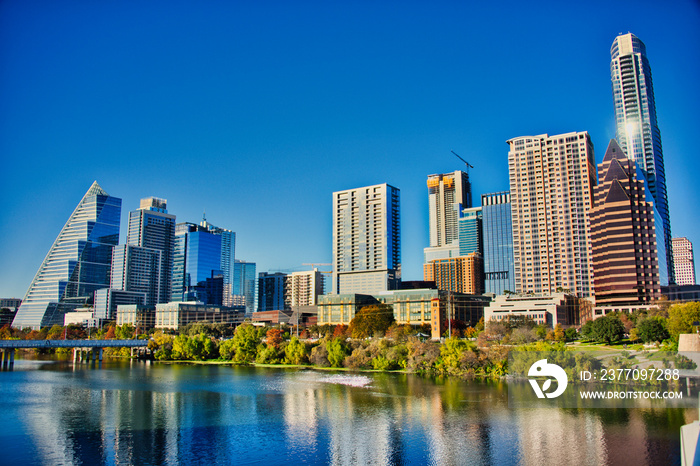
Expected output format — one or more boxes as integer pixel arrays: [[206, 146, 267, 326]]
[[0, 358, 692, 465]]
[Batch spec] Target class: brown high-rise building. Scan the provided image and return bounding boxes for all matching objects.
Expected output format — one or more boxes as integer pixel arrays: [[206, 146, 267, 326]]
[[590, 140, 660, 308], [423, 252, 483, 295]]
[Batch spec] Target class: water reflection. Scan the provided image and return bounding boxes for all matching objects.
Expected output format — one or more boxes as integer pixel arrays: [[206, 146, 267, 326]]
[[0, 360, 692, 465]]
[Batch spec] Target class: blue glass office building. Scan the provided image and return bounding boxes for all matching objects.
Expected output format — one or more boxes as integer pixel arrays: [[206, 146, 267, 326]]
[[13, 182, 121, 329], [481, 192, 515, 295], [172, 222, 228, 305]]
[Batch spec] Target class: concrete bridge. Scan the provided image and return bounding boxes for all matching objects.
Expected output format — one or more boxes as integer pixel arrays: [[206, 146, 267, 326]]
[[0, 339, 149, 369]]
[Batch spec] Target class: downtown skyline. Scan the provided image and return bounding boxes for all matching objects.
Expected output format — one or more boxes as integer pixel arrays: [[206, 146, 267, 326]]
[[1, 1, 699, 299]]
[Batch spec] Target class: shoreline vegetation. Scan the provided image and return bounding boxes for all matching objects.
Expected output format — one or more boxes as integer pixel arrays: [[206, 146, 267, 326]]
[[3, 301, 698, 380]]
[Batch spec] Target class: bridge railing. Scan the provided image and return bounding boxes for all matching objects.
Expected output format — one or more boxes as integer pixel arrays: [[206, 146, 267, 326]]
[[0, 339, 149, 349]]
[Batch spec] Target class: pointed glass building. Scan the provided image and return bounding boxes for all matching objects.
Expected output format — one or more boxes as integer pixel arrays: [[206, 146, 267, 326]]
[[13, 182, 121, 329], [610, 32, 673, 284]]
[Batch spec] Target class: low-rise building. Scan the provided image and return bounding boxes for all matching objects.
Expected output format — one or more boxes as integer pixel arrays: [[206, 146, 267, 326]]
[[117, 305, 156, 329], [318, 289, 490, 339], [484, 293, 581, 327], [155, 302, 245, 329]]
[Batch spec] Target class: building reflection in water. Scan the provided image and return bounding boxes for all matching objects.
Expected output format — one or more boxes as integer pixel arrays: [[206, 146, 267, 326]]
[[13, 363, 691, 465]]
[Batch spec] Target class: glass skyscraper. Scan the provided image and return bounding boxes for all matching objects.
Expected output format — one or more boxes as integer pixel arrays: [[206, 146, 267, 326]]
[[234, 260, 257, 315], [481, 192, 515, 295], [13, 182, 121, 329], [610, 32, 673, 284], [127, 197, 176, 303], [172, 220, 234, 305]]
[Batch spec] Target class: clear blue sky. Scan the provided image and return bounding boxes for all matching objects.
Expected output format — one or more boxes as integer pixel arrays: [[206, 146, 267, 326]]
[[1, 0, 699, 298]]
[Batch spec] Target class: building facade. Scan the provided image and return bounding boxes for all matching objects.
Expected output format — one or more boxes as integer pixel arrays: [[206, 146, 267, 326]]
[[155, 302, 245, 329], [110, 244, 162, 306], [673, 237, 696, 286], [590, 140, 660, 310], [13, 182, 121, 329], [481, 192, 515, 295], [332, 183, 401, 294], [234, 260, 257, 315], [484, 293, 581, 327], [317, 289, 490, 340], [507, 132, 596, 297], [126, 197, 176, 304], [287, 269, 325, 308], [258, 272, 288, 312], [610, 32, 673, 284], [423, 253, 484, 295], [171, 219, 234, 305]]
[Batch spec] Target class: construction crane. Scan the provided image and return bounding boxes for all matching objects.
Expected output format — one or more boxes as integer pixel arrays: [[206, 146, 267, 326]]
[[302, 263, 332, 274], [451, 150, 473, 174]]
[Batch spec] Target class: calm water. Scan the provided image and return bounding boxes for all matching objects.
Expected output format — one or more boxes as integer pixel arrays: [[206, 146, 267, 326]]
[[0, 358, 692, 465]]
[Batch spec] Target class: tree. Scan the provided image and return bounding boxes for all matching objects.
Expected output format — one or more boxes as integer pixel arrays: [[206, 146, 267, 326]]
[[593, 315, 625, 344], [230, 324, 260, 364], [668, 302, 700, 340], [326, 338, 348, 367], [553, 324, 565, 342], [348, 305, 395, 339], [636, 316, 669, 343], [285, 337, 308, 365], [266, 328, 283, 349]]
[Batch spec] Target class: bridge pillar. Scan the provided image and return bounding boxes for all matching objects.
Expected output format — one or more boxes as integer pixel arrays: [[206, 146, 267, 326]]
[[98, 348, 103, 362], [92, 348, 97, 362], [73, 348, 77, 364], [9, 349, 14, 368], [1, 350, 6, 369]]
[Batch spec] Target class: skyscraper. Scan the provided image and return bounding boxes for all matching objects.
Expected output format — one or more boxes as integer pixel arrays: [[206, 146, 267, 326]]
[[590, 140, 660, 309], [13, 182, 121, 329], [127, 197, 176, 304], [481, 191, 515, 295], [424, 171, 471, 262], [171, 218, 235, 305], [287, 269, 325, 307], [332, 183, 401, 294], [673, 237, 696, 286], [234, 260, 257, 315], [610, 32, 673, 284], [507, 132, 596, 297], [258, 272, 288, 312]]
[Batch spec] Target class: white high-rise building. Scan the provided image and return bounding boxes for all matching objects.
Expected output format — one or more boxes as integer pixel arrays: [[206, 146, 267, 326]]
[[611, 32, 673, 284], [286, 269, 325, 307], [332, 183, 401, 294], [673, 237, 696, 286], [507, 132, 596, 297]]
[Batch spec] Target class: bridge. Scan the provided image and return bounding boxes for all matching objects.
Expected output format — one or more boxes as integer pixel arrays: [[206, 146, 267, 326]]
[[0, 339, 149, 369]]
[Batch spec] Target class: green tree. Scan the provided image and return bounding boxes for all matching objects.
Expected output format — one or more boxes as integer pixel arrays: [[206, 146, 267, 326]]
[[636, 316, 670, 343], [668, 302, 700, 340], [326, 338, 348, 367], [593, 315, 625, 344], [285, 337, 308, 365], [219, 338, 236, 360], [348, 304, 395, 339], [231, 324, 260, 364], [148, 332, 174, 360]]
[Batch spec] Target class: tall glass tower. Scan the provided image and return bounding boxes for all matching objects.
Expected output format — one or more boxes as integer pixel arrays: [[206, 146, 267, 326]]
[[127, 197, 176, 303], [611, 32, 673, 284], [13, 182, 121, 329]]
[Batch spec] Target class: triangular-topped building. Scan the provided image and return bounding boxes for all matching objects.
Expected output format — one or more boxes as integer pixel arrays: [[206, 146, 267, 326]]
[[12, 182, 122, 329], [590, 140, 660, 314]]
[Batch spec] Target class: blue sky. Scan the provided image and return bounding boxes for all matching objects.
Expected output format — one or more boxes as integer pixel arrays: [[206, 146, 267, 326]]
[[1, 0, 699, 298]]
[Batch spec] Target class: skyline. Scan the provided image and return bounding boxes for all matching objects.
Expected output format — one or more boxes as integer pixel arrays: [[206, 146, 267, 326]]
[[2, 1, 699, 298]]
